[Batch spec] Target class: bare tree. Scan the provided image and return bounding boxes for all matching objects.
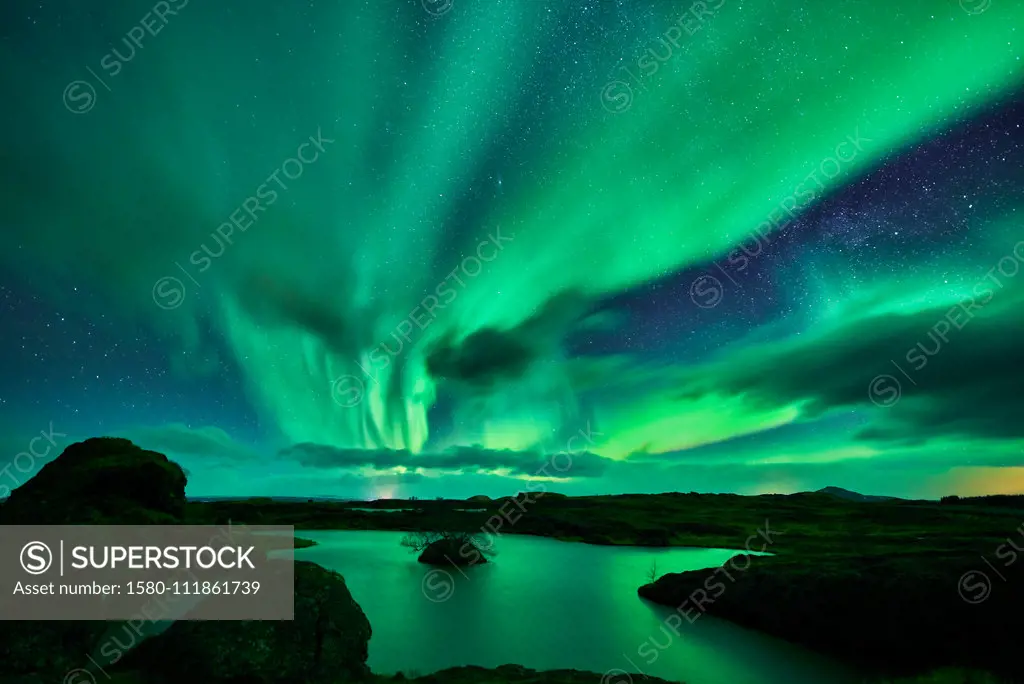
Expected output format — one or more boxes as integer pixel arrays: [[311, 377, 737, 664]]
[[646, 559, 658, 583], [400, 530, 445, 553], [400, 530, 497, 565]]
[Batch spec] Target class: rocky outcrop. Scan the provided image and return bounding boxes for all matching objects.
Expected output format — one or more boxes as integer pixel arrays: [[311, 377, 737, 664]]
[[0, 437, 186, 525], [637, 553, 1024, 679], [0, 437, 374, 684], [0, 621, 111, 680], [294, 536, 319, 548], [121, 560, 372, 683], [0, 438, 187, 681]]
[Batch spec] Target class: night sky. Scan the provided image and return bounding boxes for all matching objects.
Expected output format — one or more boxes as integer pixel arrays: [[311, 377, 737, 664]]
[[1, 0, 1022, 499]]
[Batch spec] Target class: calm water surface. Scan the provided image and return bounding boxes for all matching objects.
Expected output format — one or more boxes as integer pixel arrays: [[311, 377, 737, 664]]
[[296, 530, 859, 684]]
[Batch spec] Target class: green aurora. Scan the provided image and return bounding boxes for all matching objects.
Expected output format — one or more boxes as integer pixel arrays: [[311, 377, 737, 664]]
[[2, 0, 1023, 498]]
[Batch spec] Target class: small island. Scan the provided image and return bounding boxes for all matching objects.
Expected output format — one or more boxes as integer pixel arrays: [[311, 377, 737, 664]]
[[401, 530, 495, 567]]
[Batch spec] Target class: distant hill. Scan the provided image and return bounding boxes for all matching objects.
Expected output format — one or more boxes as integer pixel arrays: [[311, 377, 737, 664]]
[[188, 495, 357, 502], [939, 494, 1024, 509], [814, 486, 899, 502]]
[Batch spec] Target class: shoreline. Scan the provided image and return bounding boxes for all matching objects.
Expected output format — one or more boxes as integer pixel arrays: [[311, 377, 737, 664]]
[[193, 492, 1024, 681]]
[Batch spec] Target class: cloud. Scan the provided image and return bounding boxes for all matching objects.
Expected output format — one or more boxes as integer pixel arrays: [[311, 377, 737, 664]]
[[339, 471, 427, 485], [425, 290, 591, 387], [674, 281, 1024, 445], [278, 442, 609, 478], [117, 424, 259, 463]]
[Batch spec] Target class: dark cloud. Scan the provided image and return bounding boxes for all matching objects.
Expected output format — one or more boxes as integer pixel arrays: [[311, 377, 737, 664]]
[[681, 282, 1024, 444], [425, 290, 591, 386], [281, 444, 412, 470], [278, 442, 609, 478], [233, 272, 364, 355], [426, 328, 535, 385]]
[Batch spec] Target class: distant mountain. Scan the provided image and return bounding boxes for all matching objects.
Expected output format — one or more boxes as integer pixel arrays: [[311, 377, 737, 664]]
[[814, 486, 899, 502]]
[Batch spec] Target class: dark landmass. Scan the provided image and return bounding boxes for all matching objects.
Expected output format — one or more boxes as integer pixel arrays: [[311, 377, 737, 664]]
[[399, 669, 999, 684], [938, 494, 1024, 511], [639, 551, 1024, 679], [814, 485, 898, 502], [98, 665, 681, 684], [379, 666, 676, 684], [2, 437, 1022, 684], [186, 489, 1024, 558], [418, 538, 486, 566], [0, 438, 668, 684], [190, 495, 358, 502], [416, 541, 451, 565], [186, 484, 1024, 680], [65, 667, 1014, 684], [879, 672, 1008, 684], [626, 489, 1024, 680], [295, 536, 318, 548]]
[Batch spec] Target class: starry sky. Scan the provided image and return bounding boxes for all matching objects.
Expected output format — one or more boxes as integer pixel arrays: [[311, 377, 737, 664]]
[[1, 0, 1023, 500]]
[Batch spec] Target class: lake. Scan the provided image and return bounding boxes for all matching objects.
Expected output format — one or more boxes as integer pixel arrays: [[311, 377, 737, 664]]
[[295, 530, 859, 684]]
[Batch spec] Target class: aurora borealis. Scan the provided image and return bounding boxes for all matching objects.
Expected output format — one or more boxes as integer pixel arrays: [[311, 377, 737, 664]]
[[1, 0, 1023, 499]]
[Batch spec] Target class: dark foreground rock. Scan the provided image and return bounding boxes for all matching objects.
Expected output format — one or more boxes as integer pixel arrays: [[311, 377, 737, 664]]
[[0, 621, 111, 680], [0, 438, 187, 681], [121, 560, 372, 683], [0, 437, 186, 525], [638, 552, 1024, 680]]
